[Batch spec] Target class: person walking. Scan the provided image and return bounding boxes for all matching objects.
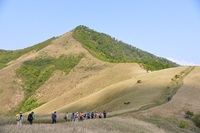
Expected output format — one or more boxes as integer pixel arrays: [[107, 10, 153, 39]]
[[19, 112, 23, 125], [16, 112, 23, 126], [75, 112, 79, 122], [95, 111, 98, 119], [99, 112, 102, 118], [168, 95, 171, 101], [91, 112, 94, 119], [71, 113, 74, 122], [87, 112, 91, 119], [27, 112, 34, 125], [79, 112, 83, 121], [103, 111, 107, 118], [52, 111, 57, 124], [83, 112, 87, 120], [64, 112, 68, 122]]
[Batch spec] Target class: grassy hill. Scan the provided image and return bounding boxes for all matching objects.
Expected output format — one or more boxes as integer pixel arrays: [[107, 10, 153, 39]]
[[0, 26, 200, 132], [73, 25, 179, 71]]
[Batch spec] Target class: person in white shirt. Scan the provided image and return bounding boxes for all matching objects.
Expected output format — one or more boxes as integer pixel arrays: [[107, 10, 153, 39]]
[[65, 112, 68, 122]]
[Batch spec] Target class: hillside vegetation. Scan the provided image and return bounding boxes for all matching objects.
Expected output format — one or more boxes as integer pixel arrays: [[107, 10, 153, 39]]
[[73, 25, 179, 71], [14, 54, 84, 113], [0, 37, 55, 69]]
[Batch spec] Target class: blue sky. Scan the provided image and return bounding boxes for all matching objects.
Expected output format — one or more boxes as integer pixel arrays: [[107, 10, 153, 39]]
[[0, 0, 199, 65]]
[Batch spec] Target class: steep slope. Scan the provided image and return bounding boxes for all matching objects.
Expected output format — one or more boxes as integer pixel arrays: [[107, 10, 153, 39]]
[[0, 31, 92, 115], [32, 31, 146, 113], [139, 66, 200, 117]]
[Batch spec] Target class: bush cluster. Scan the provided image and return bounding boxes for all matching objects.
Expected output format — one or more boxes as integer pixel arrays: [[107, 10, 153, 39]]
[[185, 111, 200, 128], [185, 110, 194, 119], [192, 115, 200, 128]]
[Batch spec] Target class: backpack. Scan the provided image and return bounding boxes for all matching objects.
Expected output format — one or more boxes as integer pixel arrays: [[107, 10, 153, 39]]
[[75, 114, 77, 118], [83, 113, 86, 117], [16, 114, 20, 121], [27, 114, 32, 121]]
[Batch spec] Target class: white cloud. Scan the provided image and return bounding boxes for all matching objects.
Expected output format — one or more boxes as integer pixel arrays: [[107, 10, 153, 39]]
[[167, 57, 198, 66]]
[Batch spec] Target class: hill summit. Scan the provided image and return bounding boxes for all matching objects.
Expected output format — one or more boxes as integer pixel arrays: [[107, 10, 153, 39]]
[[73, 25, 179, 70]]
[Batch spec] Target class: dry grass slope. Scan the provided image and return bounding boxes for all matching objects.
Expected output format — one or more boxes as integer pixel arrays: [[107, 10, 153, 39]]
[[140, 66, 200, 117], [0, 117, 166, 133], [1, 29, 200, 132]]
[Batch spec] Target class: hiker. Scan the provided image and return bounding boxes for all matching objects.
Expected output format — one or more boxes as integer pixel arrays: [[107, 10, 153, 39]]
[[71, 113, 74, 122], [95, 111, 98, 119], [168, 95, 171, 101], [91, 112, 94, 119], [79, 112, 83, 121], [75, 112, 79, 122], [83, 112, 87, 120], [52, 111, 57, 124], [19, 112, 23, 125], [16, 112, 23, 126], [64, 112, 68, 122], [103, 111, 107, 118], [99, 112, 102, 119], [87, 112, 91, 119], [27, 112, 35, 125]]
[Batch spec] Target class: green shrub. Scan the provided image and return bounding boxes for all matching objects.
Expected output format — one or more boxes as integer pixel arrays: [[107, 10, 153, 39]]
[[16, 58, 55, 95], [179, 121, 187, 128], [185, 111, 194, 119], [21, 97, 44, 113], [192, 114, 200, 128], [54, 54, 84, 73]]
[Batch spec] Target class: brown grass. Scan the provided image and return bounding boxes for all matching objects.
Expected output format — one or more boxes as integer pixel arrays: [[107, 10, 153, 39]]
[[0, 116, 166, 133]]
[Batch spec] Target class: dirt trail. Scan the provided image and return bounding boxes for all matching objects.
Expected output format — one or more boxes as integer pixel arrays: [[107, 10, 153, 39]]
[[137, 66, 195, 112], [139, 66, 200, 117]]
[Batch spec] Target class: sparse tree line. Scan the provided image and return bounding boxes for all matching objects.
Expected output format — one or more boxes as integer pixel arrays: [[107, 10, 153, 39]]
[[73, 25, 179, 71]]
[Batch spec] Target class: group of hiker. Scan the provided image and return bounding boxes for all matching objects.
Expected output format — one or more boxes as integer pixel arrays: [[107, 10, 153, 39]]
[[52, 111, 107, 124], [15, 111, 35, 125], [68, 111, 107, 122], [16, 110, 107, 125]]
